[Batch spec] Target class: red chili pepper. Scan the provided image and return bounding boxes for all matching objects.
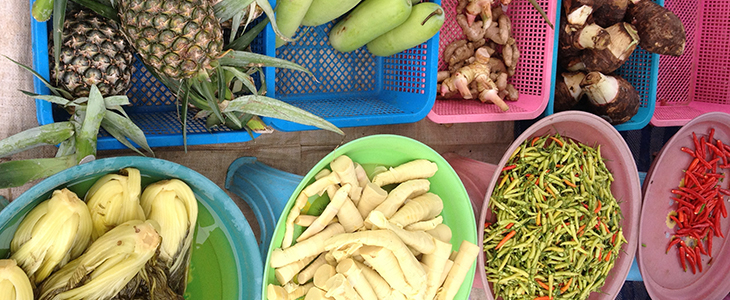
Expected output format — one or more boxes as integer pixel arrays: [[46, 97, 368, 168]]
[[685, 248, 697, 274], [697, 238, 707, 255], [502, 165, 517, 172], [708, 128, 715, 143], [679, 246, 687, 272], [666, 237, 682, 253], [695, 247, 703, 273], [672, 189, 691, 198], [714, 216, 724, 238], [707, 143, 725, 159], [694, 203, 706, 215], [564, 179, 577, 188], [693, 132, 701, 154], [612, 232, 617, 245], [505, 222, 514, 229], [531, 136, 540, 146], [670, 215, 682, 228], [550, 136, 564, 147], [536, 279, 550, 291], [688, 157, 701, 173], [681, 146, 697, 157], [719, 197, 727, 218], [496, 231, 516, 250], [604, 251, 611, 262], [594, 201, 602, 214], [673, 197, 695, 210], [533, 297, 552, 300], [685, 171, 702, 188], [700, 136, 707, 159], [708, 234, 713, 255]]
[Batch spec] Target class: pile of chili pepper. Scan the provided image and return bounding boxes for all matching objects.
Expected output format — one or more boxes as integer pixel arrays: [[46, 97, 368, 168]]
[[483, 134, 626, 300], [667, 128, 729, 274]]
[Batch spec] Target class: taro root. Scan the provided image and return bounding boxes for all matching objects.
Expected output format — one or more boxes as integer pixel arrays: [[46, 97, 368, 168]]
[[592, 0, 628, 28], [580, 72, 640, 125], [563, 0, 594, 26], [554, 72, 587, 112], [560, 22, 611, 57], [626, 0, 686, 56], [581, 22, 639, 73]]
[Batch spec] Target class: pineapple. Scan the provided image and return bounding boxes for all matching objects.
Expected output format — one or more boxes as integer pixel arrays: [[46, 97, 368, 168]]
[[52, 9, 134, 98], [117, 0, 223, 81]]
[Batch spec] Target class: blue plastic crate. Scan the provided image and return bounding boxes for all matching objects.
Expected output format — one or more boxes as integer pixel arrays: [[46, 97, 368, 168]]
[[260, 0, 440, 132], [29, 5, 271, 150], [544, 0, 661, 131]]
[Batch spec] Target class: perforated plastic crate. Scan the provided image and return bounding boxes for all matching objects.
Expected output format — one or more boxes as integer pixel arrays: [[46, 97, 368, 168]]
[[30, 7, 268, 150], [545, 1, 661, 131], [426, 0, 559, 123], [650, 0, 730, 127], [260, 0, 440, 131]]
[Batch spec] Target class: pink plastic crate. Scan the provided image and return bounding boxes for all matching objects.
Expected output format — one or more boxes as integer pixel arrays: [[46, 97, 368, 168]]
[[427, 0, 559, 123], [651, 0, 730, 127]]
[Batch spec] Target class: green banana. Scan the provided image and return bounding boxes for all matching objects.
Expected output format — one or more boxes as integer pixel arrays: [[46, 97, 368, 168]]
[[367, 2, 445, 57], [328, 0, 412, 53], [301, 0, 362, 27], [274, 0, 316, 47]]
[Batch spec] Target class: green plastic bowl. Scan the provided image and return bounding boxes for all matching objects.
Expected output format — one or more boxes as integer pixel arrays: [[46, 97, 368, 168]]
[[0, 157, 261, 300], [262, 134, 478, 299]]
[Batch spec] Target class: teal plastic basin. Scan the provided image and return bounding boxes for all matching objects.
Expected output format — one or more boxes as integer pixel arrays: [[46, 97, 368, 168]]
[[0, 157, 261, 300]]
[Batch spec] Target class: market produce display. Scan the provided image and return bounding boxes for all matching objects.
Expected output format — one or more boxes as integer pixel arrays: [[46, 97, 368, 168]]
[[666, 128, 729, 274], [483, 134, 627, 300], [437, 0, 520, 110], [3, 168, 198, 299], [267, 156, 479, 300], [275, 0, 445, 57], [554, 0, 686, 125]]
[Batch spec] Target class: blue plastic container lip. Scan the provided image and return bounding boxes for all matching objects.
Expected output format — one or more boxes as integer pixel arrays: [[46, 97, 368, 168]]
[[0, 156, 262, 300]]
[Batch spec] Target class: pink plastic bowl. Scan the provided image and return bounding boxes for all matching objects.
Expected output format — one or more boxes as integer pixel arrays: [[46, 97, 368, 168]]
[[476, 111, 642, 300], [639, 112, 730, 300]]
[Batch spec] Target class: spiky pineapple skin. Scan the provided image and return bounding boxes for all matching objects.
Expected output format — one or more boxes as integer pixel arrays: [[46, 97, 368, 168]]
[[118, 0, 224, 81], [52, 9, 134, 98]]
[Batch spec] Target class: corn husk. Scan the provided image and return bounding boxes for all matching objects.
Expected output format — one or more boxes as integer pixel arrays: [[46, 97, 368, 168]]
[[10, 188, 92, 284], [0, 259, 34, 300], [36, 220, 161, 300], [85, 168, 145, 240], [140, 179, 198, 295]]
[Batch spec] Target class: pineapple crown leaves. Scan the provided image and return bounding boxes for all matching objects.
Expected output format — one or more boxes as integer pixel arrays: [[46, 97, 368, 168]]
[[5, 56, 153, 158], [214, 0, 296, 44]]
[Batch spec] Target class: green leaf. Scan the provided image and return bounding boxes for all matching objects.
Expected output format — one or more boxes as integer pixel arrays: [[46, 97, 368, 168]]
[[74, 85, 105, 163], [224, 111, 243, 129], [528, 0, 553, 29], [6, 56, 71, 98], [56, 136, 76, 158], [101, 111, 153, 156], [20, 91, 75, 107], [254, 0, 294, 43], [230, 11, 245, 44], [216, 68, 227, 111], [214, 0, 255, 22], [0, 155, 76, 189], [0, 122, 75, 158], [103, 95, 131, 106], [179, 82, 191, 152], [220, 50, 314, 78], [52, 0, 67, 78], [226, 18, 269, 51], [192, 78, 223, 123], [222, 67, 257, 95], [224, 95, 343, 135], [71, 0, 119, 22]]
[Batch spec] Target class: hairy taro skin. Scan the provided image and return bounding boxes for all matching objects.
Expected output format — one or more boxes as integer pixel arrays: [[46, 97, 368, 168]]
[[592, 0, 628, 28], [586, 75, 639, 125], [626, 0, 686, 56]]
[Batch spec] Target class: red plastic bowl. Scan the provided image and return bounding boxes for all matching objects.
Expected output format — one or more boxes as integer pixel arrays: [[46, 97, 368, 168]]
[[477, 111, 642, 300], [639, 112, 730, 300]]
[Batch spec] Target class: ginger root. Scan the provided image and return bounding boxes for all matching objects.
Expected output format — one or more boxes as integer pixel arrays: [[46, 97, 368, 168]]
[[438, 0, 520, 106]]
